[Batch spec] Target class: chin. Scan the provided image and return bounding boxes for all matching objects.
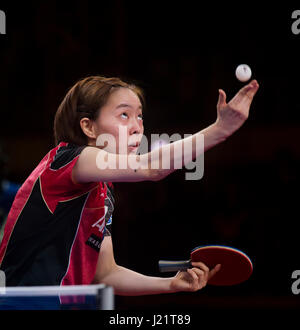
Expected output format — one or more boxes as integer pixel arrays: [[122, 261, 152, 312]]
[[128, 150, 138, 155]]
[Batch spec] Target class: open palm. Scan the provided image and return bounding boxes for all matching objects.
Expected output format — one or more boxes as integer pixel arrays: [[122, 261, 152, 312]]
[[215, 80, 259, 136]]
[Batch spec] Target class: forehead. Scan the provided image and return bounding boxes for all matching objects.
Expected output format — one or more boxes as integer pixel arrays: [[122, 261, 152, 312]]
[[107, 87, 142, 108]]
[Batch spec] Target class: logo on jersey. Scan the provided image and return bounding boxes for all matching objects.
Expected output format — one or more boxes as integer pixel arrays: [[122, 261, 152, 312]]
[[85, 186, 114, 252], [91, 207, 107, 233], [106, 215, 112, 226], [85, 234, 102, 252]]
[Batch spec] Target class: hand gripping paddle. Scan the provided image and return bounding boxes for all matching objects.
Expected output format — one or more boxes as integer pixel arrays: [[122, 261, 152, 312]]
[[158, 245, 253, 286]]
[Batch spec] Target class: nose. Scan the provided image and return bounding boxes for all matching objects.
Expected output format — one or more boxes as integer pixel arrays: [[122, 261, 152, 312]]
[[129, 117, 143, 136]]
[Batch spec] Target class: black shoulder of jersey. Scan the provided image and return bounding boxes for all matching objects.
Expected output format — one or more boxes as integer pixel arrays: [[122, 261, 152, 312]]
[[50, 144, 86, 170]]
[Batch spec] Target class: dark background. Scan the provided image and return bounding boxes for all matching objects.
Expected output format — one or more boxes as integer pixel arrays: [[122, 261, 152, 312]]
[[0, 1, 300, 312]]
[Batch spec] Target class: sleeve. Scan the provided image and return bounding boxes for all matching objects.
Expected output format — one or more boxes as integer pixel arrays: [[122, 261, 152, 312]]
[[40, 144, 97, 207], [50, 144, 86, 171]]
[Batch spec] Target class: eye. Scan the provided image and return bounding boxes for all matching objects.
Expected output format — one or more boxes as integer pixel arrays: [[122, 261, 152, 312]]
[[138, 114, 143, 121], [121, 113, 128, 119]]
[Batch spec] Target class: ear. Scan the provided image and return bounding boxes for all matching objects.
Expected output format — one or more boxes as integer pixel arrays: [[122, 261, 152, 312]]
[[80, 117, 98, 140]]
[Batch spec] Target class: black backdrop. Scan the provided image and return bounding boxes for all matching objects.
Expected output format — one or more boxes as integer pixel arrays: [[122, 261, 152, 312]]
[[0, 1, 300, 312]]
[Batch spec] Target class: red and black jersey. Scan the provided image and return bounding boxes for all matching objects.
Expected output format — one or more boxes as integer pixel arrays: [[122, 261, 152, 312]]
[[0, 142, 114, 286]]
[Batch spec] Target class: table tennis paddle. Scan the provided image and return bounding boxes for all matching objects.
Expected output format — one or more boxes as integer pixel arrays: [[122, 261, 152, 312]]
[[158, 245, 253, 286]]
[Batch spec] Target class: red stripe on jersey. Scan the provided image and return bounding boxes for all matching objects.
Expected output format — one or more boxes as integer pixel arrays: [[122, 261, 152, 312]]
[[60, 184, 108, 286], [0, 150, 50, 266]]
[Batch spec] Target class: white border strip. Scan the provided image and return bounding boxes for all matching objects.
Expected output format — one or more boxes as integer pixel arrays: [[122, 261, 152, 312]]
[[0, 284, 108, 296]]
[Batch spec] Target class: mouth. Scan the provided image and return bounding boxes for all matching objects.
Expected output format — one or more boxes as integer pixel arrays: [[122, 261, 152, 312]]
[[128, 142, 140, 152], [128, 142, 140, 148]]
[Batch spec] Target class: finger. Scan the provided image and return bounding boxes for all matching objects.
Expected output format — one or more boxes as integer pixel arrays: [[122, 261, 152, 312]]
[[187, 268, 205, 290], [230, 82, 259, 108], [208, 264, 221, 280], [191, 262, 210, 284], [217, 89, 227, 109], [192, 268, 209, 290], [191, 261, 209, 273], [246, 80, 259, 98], [187, 268, 202, 286], [237, 80, 259, 100], [190, 267, 205, 278], [190, 267, 207, 287], [191, 262, 210, 282]]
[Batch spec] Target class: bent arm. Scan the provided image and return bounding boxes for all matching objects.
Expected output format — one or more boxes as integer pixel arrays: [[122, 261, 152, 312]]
[[93, 236, 220, 295], [92, 236, 175, 296], [99, 265, 175, 296]]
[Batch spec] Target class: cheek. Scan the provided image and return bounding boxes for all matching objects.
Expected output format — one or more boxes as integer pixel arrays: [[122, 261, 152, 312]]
[[107, 125, 128, 153], [95, 116, 118, 137], [94, 118, 120, 151]]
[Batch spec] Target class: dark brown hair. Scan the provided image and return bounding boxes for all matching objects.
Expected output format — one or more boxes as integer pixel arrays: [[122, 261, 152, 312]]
[[53, 76, 145, 146]]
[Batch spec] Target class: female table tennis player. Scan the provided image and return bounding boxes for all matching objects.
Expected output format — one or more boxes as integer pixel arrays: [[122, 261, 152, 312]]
[[0, 76, 258, 295]]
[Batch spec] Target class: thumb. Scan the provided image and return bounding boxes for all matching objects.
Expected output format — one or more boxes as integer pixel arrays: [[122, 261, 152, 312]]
[[217, 89, 227, 109]]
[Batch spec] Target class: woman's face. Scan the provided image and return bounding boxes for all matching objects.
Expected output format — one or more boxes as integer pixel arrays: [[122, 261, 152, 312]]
[[92, 87, 144, 155]]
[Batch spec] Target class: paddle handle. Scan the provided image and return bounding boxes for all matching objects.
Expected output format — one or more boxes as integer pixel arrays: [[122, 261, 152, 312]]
[[158, 259, 191, 272]]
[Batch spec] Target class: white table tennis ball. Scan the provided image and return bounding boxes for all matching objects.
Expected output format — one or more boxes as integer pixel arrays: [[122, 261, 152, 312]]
[[235, 64, 252, 82]]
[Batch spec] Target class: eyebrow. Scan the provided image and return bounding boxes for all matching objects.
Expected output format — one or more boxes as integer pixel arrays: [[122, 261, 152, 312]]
[[115, 103, 142, 111]]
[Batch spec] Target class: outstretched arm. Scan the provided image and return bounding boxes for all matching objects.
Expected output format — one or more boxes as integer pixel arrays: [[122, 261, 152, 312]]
[[73, 80, 259, 183], [150, 79, 259, 180]]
